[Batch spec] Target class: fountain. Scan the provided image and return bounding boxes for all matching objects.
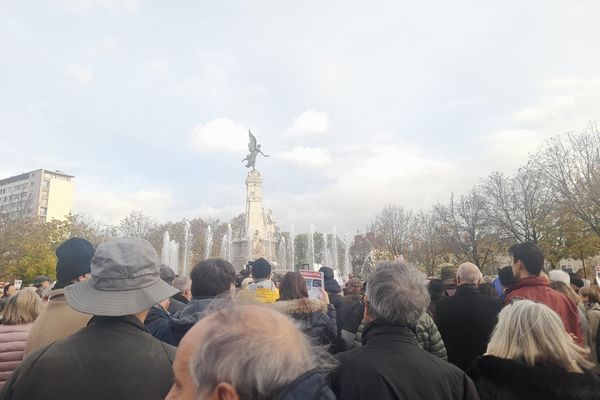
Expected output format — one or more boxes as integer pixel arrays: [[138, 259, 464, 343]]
[[308, 224, 315, 270], [204, 225, 213, 261], [323, 233, 330, 267], [220, 223, 233, 263], [161, 231, 170, 265], [182, 220, 193, 276], [227, 223, 232, 262], [168, 239, 179, 273], [290, 224, 295, 271], [278, 237, 287, 270], [332, 227, 339, 272], [343, 231, 351, 277]]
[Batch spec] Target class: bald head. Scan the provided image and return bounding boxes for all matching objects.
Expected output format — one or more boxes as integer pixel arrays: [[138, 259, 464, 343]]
[[166, 303, 317, 400], [457, 263, 482, 285]]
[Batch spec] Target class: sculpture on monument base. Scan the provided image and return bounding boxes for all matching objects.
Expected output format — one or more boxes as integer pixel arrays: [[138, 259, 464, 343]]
[[242, 130, 269, 170], [230, 130, 280, 269]]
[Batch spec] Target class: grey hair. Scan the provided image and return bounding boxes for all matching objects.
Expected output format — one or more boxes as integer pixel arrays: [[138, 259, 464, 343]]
[[457, 262, 482, 284], [190, 300, 331, 400], [366, 261, 430, 326], [171, 276, 190, 292]]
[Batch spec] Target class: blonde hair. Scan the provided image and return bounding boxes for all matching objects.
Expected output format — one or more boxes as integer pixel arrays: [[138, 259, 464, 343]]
[[549, 281, 581, 305], [486, 299, 593, 373], [1, 289, 44, 325]]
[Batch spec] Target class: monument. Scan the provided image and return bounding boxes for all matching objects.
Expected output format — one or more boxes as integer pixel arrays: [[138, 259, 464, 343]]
[[231, 131, 281, 269]]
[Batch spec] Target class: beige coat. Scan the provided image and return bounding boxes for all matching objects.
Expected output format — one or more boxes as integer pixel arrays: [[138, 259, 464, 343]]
[[586, 302, 600, 374], [23, 289, 91, 356]]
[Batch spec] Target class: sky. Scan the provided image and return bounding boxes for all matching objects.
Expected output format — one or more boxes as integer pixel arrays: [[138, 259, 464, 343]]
[[1, 0, 600, 233]]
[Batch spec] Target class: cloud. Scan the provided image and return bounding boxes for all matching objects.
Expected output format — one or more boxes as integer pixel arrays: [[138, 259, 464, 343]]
[[174, 65, 229, 97], [476, 76, 600, 174], [74, 190, 174, 223], [56, 0, 139, 12], [67, 64, 94, 85], [190, 118, 247, 153], [144, 60, 169, 75], [283, 110, 331, 138], [278, 146, 333, 169]]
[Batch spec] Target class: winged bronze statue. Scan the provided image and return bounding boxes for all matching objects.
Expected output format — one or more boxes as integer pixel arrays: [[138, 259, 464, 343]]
[[242, 130, 269, 170]]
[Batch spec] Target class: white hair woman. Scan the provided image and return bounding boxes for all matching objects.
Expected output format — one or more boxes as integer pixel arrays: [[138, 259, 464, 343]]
[[0, 289, 44, 388], [469, 299, 600, 400]]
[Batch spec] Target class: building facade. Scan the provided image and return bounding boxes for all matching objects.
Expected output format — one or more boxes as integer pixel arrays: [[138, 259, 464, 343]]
[[0, 169, 74, 222]]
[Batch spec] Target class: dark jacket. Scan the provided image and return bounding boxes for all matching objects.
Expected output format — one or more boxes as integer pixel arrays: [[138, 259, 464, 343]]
[[434, 284, 502, 371], [163, 297, 214, 346], [273, 370, 336, 400], [353, 313, 448, 360], [144, 304, 171, 340], [167, 297, 186, 313], [272, 298, 337, 346], [468, 355, 600, 400], [331, 323, 480, 400], [328, 293, 347, 335], [171, 292, 189, 305], [0, 315, 176, 400], [505, 276, 583, 344]]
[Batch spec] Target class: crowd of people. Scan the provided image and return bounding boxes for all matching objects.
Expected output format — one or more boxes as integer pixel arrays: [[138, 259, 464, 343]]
[[0, 237, 599, 399]]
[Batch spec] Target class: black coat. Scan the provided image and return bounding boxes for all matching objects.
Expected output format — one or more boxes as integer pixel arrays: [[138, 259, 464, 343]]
[[272, 298, 337, 346], [331, 323, 480, 400], [434, 284, 502, 371], [0, 315, 176, 400], [144, 303, 171, 340], [156, 297, 215, 346], [167, 297, 186, 313], [468, 355, 600, 400], [328, 293, 347, 335], [273, 370, 336, 400]]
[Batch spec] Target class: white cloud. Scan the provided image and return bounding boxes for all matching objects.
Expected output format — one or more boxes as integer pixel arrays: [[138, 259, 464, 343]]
[[144, 60, 169, 75], [283, 110, 331, 138], [74, 190, 173, 224], [57, 0, 139, 12], [67, 64, 94, 85], [174, 65, 229, 97], [278, 147, 333, 169], [190, 118, 247, 153]]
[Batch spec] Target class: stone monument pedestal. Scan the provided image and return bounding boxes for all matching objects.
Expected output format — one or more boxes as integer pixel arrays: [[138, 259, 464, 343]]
[[231, 170, 278, 270]]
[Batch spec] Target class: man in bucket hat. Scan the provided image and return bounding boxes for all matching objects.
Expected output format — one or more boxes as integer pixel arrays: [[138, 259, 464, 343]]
[[0, 238, 179, 400]]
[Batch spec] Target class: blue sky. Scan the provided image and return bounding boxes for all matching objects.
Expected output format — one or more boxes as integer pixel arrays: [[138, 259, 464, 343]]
[[1, 0, 600, 233]]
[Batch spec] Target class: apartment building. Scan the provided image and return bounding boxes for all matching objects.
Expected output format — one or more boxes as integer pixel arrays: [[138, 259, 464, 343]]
[[0, 169, 74, 222]]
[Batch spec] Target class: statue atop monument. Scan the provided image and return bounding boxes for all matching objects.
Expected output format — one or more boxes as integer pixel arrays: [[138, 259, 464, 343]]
[[242, 130, 269, 170]]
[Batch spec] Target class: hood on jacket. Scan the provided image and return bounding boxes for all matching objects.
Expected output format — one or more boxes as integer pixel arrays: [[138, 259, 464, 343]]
[[272, 298, 328, 315], [272, 370, 336, 400], [469, 355, 600, 400], [145, 304, 169, 324], [169, 297, 214, 328]]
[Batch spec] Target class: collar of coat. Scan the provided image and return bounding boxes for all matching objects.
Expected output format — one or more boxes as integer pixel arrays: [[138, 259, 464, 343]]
[[361, 322, 417, 346], [272, 297, 328, 315], [469, 355, 600, 400], [87, 314, 149, 333], [506, 276, 549, 294], [455, 283, 480, 295]]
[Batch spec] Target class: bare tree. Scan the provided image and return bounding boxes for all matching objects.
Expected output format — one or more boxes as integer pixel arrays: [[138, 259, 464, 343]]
[[482, 162, 554, 244], [434, 189, 498, 269], [410, 210, 444, 277], [369, 205, 415, 258], [538, 124, 600, 236], [118, 210, 157, 239], [349, 232, 375, 278]]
